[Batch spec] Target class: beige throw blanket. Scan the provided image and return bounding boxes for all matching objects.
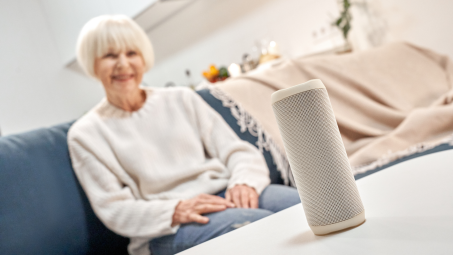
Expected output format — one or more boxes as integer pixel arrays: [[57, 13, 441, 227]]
[[215, 42, 453, 173]]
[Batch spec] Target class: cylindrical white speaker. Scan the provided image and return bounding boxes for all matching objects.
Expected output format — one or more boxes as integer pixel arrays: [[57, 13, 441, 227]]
[[271, 79, 365, 235]]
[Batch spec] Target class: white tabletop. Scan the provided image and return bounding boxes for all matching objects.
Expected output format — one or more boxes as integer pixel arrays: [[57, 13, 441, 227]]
[[178, 149, 453, 255]]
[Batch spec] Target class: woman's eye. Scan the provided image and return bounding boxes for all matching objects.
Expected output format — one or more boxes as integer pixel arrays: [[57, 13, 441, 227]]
[[104, 53, 117, 58], [127, 51, 137, 57]]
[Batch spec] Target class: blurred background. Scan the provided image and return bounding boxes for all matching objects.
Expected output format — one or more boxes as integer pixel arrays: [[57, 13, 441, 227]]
[[1, 0, 452, 135]]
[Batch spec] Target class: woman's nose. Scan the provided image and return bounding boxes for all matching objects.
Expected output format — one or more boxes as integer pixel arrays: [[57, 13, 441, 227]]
[[117, 53, 129, 68]]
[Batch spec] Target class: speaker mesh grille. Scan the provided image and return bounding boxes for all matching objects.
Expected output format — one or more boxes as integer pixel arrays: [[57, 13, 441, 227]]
[[272, 88, 364, 226]]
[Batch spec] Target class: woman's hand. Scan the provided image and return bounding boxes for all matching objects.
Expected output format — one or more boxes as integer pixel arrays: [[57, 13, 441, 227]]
[[172, 194, 235, 226], [226, 184, 259, 209]]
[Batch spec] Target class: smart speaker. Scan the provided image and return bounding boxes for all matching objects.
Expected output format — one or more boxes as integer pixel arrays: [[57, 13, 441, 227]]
[[271, 79, 365, 235]]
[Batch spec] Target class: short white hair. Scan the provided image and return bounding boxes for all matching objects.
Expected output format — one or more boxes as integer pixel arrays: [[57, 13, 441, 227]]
[[76, 15, 154, 78]]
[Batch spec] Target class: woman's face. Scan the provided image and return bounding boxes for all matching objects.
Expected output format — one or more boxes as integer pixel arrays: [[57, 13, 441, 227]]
[[94, 48, 145, 94]]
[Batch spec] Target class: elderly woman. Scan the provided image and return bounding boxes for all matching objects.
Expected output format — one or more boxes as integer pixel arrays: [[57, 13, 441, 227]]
[[68, 15, 300, 255]]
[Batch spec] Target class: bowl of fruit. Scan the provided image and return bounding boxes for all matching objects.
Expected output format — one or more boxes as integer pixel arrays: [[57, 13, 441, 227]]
[[202, 65, 229, 83]]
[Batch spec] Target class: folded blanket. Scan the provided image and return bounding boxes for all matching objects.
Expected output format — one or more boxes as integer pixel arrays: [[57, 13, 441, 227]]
[[214, 42, 453, 175]]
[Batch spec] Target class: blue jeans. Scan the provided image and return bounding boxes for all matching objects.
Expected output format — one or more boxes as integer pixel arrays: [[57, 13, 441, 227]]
[[149, 184, 300, 255]]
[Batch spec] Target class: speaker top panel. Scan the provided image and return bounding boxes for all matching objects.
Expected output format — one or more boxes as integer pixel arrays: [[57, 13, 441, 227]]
[[271, 79, 326, 104]]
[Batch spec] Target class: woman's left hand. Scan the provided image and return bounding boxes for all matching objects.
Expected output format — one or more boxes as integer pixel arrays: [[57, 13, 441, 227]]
[[226, 184, 259, 209]]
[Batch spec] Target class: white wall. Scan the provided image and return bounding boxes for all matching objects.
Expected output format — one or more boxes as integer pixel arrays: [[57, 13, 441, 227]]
[[143, 0, 342, 88], [144, 0, 453, 88], [0, 0, 104, 135], [347, 0, 453, 58]]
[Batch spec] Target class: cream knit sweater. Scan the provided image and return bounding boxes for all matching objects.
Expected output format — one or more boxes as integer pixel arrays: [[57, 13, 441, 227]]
[[68, 87, 270, 255]]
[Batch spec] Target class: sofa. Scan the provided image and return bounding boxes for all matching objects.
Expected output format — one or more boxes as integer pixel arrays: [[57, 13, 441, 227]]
[[1, 88, 452, 254]]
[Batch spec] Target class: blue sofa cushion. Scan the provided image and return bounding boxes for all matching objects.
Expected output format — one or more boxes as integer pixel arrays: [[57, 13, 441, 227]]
[[0, 122, 128, 255], [196, 89, 284, 185]]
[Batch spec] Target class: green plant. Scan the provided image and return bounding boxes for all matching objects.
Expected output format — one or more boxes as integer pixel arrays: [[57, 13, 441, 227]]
[[333, 0, 352, 40]]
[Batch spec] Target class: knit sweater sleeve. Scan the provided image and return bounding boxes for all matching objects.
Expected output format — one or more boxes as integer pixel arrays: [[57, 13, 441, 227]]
[[185, 89, 271, 194], [68, 123, 180, 239]]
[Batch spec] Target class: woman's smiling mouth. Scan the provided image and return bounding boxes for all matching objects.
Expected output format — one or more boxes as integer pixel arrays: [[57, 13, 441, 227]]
[[112, 74, 134, 82]]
